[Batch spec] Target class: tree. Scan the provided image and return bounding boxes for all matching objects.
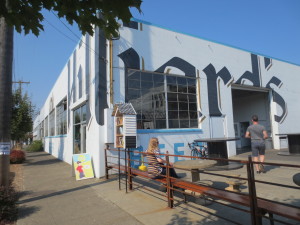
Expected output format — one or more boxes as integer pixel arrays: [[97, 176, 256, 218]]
[[0, 0, 142, 37], [11, 88, 34, 144], [0, 0, 142, 187]]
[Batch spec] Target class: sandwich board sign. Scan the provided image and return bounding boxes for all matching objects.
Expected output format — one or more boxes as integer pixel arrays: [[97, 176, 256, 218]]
[[72, 153, 94, 180]]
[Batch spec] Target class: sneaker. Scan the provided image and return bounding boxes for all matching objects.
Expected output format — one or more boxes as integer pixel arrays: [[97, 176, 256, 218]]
[[259, 164, 265, 173]]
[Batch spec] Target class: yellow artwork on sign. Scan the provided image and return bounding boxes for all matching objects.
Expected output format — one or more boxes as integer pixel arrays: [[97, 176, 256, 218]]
[[73, 153, 94, 180]]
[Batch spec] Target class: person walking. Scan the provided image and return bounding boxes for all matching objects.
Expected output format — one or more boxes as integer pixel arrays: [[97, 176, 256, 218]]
[[245, 115, 268, 174]]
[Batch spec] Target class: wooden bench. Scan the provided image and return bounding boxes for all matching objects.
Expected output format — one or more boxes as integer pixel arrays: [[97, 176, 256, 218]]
[[107, 163, 300, 223]]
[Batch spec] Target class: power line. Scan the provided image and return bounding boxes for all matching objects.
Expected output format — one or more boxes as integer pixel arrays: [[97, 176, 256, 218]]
[[50, 11, 100, 57], [44, 18, 79, 44]]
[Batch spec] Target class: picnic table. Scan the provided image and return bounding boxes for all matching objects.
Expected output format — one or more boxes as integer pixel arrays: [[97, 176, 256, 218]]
[[276, 133, 300, 155], [194, 137, 239, 165], [174, 159, 217, 182]]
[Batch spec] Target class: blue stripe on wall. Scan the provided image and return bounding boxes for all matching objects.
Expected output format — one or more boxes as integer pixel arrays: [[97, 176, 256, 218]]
[[137, 129, 202, 134]]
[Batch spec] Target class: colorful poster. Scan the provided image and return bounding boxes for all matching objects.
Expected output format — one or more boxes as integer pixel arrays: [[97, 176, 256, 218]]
[[73, 153, 94, 181]]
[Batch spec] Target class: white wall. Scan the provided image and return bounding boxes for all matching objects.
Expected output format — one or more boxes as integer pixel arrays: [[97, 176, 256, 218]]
[[33, 19, 300, 178]]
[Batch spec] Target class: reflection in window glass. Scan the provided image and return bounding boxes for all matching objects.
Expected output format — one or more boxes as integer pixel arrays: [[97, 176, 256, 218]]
[[44, 116, 48, 137], [56, 99, 67, 135], [82, 104, 86, 122], [74, 124, 81, 154], [49, 110, 55, 136], [73, 104, 87, 154], [74, 108, 81, 124], [127, 69, 199, 129]]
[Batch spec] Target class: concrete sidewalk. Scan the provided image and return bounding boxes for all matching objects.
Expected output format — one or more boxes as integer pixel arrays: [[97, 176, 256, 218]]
[[17, 150, 300, 225], [17, 152, 142, 225]]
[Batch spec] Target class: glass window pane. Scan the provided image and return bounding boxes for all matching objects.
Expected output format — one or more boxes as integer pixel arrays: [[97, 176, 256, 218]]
[[178, 85, 187, 93], [155, 110, 166, 119], [128, 80, 140, 89], [189, 103, 197, 111], [179, 111, 189, 119], [168, 111, 178, 119], [141, 72, 153, 82], [167, 84, 177, 92], [156, 120, 166, 129], [137, 120, 143, 129], [189, 111, 198, 119], [178, 94, 187, 101], [167, 93, 177, 101], [188, 86, 196, 94], [180, 120, 189, 128], [167, 76, 176, 84], [141, 81, 153, 90], [74, 124, 81, 154], [128, 89, 141, 100], [177, 77, 187, 85], [82, 104, 86, 122], [168, 102, 178, 110], [179, 102, 188, 110], [169, 119, 179, 128], [153, 74, 164, 83], [142, 111, 153, 121], [153, 83, 164, 92], [188, 94, 197, 102], [74, 108, 80, 124], [187, 78, 196, 86], [190, 120, 198, 128], [128, 71, 140, 80]]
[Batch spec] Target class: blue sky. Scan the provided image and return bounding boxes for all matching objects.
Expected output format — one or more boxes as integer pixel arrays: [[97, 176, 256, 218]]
[[13, 0, 300, 111]]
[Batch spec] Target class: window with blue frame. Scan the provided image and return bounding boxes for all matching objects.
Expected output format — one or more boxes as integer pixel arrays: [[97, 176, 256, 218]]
[[127, 69, 198, 129]]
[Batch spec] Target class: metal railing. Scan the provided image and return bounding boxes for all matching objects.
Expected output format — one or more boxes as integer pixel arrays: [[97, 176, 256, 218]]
[[104, 146, 300, 225]]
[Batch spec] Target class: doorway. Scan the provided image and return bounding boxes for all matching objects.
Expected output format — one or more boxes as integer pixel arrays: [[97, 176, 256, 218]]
[[231, 87, 272, 152]]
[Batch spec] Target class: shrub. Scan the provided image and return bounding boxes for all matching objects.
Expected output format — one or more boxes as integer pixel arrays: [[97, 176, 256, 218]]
[[26, 140, 43, 152], [0, 184, 18, 224], [10, 150, 26, 164]]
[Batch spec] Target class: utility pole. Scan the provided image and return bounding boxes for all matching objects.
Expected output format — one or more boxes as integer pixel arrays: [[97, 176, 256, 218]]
[[13, 80, 30, 93], [0, 13, 14, 187]]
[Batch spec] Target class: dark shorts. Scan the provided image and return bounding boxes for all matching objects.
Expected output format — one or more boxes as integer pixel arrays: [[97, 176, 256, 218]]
[[251, 140, 265, 157]]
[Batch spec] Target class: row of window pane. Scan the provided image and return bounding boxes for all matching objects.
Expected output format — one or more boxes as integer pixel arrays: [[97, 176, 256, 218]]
[[128, 70, 198, 129], [56, 101, 67, 135], [49, 110, 55, 136]]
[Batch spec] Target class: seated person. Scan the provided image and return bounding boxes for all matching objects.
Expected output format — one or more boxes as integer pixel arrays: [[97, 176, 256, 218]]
[[145, 137, 179, 179]]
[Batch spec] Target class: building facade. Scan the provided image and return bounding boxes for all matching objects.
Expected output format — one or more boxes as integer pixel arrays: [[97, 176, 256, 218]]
[[33, 19, 300, 178]]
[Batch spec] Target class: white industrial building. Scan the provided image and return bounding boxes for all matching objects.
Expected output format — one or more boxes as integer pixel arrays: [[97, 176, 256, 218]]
[[33, 19, 300, 178]]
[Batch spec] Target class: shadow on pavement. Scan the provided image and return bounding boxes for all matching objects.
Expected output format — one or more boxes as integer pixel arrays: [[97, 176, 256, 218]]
[[23, 158, 61, 166], [17, 205, 40, 220], [25, 153, 51, 158], [18, 178, 115, 204]]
